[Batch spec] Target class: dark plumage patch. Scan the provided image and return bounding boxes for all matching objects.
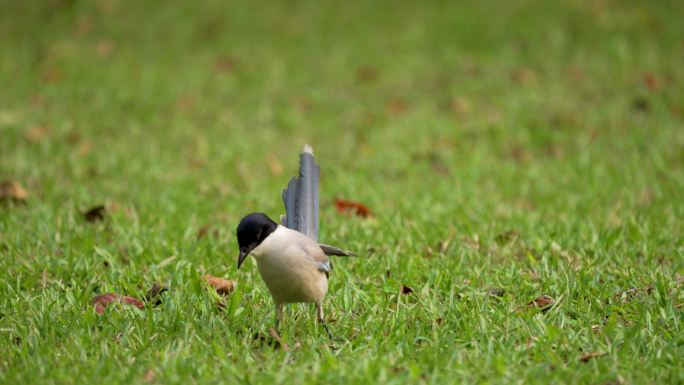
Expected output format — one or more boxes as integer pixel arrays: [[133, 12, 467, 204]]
[[236, 212, 278, 255]]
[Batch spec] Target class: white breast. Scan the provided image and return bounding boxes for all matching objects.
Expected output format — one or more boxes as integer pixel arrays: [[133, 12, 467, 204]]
[[251, 226, 328, 304]]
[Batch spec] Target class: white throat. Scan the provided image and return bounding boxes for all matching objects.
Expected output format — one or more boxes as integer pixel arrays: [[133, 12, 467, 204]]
[[250, 225, 289, 258]]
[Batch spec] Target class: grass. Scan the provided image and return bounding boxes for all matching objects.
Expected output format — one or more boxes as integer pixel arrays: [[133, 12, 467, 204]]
[[1, 0, 683, 383]]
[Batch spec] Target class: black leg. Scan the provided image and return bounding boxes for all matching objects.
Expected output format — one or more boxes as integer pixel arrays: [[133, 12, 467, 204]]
[[275, 303, 283, 332], [316, 302, 333, 339]]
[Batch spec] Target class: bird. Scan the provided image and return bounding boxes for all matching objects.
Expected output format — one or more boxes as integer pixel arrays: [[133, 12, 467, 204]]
[[235, 145, 354, 337]]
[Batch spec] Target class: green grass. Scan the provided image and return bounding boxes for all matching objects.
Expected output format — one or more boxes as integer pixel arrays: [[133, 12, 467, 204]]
[[1, 0, 683, 383]]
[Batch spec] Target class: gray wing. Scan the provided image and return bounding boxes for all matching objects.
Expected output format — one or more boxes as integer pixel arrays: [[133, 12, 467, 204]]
[[302, 243, 332, 277], [281, 145, 319, 241], [318, 243, 357, 257]]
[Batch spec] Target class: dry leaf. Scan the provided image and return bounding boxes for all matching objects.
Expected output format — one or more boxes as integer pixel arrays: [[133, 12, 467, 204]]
[[92, 293, 145, 314], [83, 205, 106, 222], [144, 369, 155, 382], [334, 198, 372, 218], [642, 73, 661, 91], [401, 285, 414, 295], [579, 351, 605, 363], [511, 67, 536, 85], [489, 288, 505, 297], [495, 230, 520, 245], [214, 55, 237, 73], [202, 274, 236, 295], [450, 97, 471, 116], [437, 230, 456, 254], [611, 283, 655, 303], [387, 99, 408, 116], [528, 294, 555, 310], [424, 246, 434, 258], [24, 125, 50, 142], [196, 225, 211, 240], [268, 328, 290, 351], [79, 141, 92, 156], [461, 235, 480, 251], [144, 283, 168, 306], [527, 269, 540, 281], [175, 94, 195, 112], [0, 180, 28, 202]]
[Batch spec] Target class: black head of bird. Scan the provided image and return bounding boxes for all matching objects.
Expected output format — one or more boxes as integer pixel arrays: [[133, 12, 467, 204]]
[[236, 212, 277, 269]]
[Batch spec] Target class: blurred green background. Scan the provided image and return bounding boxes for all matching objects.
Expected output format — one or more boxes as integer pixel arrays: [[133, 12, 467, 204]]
[[1, 0, 683, 384]]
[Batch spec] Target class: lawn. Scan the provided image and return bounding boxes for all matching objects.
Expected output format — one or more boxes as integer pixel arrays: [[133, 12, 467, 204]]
[[1, 0, 683, 384]]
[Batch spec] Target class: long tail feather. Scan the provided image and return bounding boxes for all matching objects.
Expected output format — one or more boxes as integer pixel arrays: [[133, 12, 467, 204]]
[[282, 144, 320, 241]]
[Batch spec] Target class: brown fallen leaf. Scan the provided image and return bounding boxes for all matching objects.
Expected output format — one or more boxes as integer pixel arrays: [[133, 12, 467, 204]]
[[450, 97, 471, 116], [202, 274, 236, 295], [642, 73, 661, 91], [495, 230, 520, 245], [214, 55, 237, 73], [401, 285, 414, 295], [83, 205, 106, 222], [144, 283, 168, 306], [176, 94, 195, 112], [579, 351, 606, 363], [92, 293, 145, 314], [438, 229, 456, 254], [424, 246, 434, 258], [387, 99, 408, 116], [507, 145, 532, 162], [511, 67, 536, 85], [527, 269, 540, 281], [24, 125, 51, 142], [462, 235, 480, 251], [0, 180, 29, 203], [334, 198, 372, 218], [144, 369, 155, 382], [79, 141, 92, 156], [528, 294, 555, 310], [196, 225, 211, 240]]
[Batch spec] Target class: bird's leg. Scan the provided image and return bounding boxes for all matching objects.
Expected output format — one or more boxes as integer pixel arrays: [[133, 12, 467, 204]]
[[275, 303, 283, 332], [317, 302, 333, 339]]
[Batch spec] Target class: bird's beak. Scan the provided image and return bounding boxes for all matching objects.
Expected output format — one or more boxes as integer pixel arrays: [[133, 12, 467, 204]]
[[237, 248, 249, 269]]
